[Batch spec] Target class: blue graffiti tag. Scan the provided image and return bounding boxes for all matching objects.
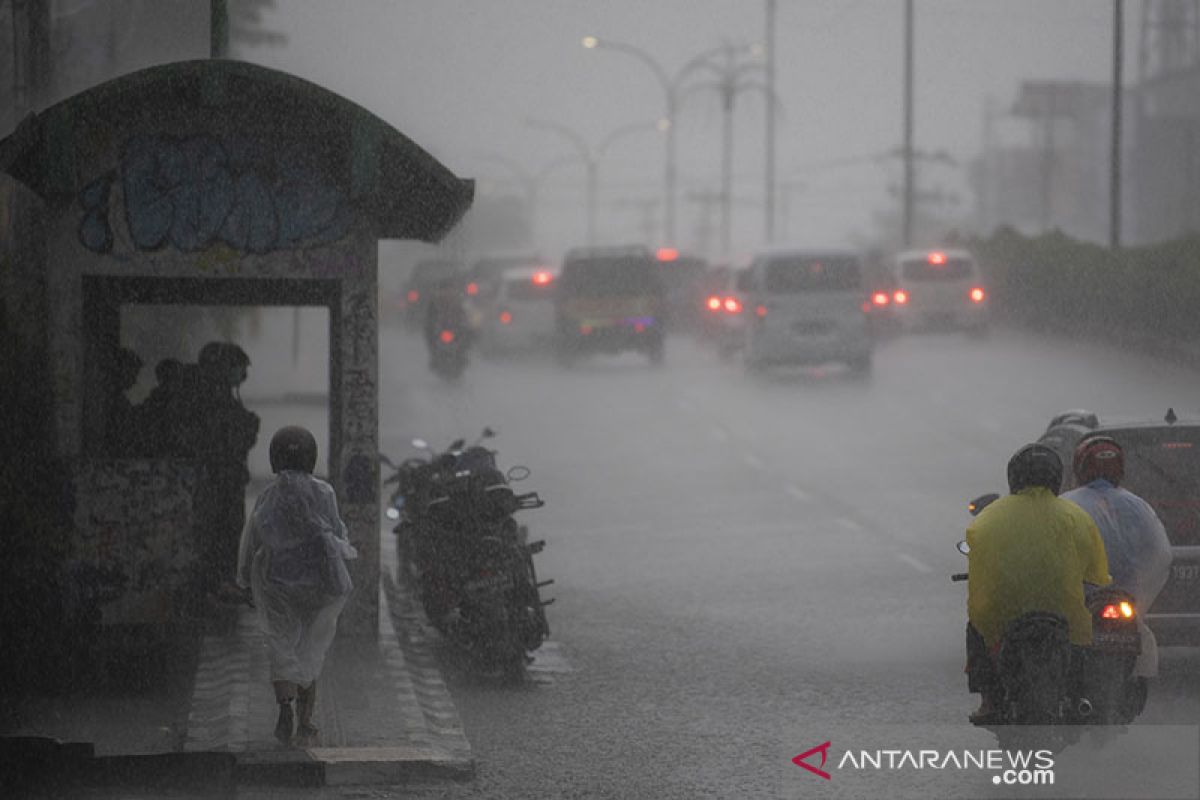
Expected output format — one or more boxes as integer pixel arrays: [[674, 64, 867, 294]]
[[79, 134, 352, 255]]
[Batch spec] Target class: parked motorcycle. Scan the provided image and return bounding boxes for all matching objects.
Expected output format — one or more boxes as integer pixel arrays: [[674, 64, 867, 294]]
[[953, 493, 1146, 749], [381, 429, 552, 677]]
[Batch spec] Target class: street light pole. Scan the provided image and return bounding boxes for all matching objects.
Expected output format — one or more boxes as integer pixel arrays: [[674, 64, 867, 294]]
[[903, 0, 915, 247], [526, 118, 658, 246], [583, 37, 731, 247], [765, 0, 778, 243], [1110, 0, 1124, 249]]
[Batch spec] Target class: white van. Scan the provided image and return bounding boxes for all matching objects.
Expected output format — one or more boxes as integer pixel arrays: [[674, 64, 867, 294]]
[[890, 248, 988, 333], [742, 248, 872, 374]]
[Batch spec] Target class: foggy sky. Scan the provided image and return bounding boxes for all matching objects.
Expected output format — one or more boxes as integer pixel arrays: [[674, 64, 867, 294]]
[[237, 1, 1129, 258]]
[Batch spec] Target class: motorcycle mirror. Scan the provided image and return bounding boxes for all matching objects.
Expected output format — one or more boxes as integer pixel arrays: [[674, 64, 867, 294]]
[[956, 540, 970, 555], [386, 507, 400, 520], [506, 465, 531, 482], [968, 493, 999, 516], [412, 438, 430, 451], [449, 438, 466, 451]]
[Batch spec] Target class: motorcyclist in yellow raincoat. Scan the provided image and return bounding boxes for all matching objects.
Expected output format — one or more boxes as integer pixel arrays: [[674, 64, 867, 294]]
[[964, 443, 1111, 722]]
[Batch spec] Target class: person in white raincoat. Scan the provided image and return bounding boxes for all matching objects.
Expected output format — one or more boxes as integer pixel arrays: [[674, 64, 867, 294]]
[[236, 426, 357, 746], [1061, 436, 1172, 680]]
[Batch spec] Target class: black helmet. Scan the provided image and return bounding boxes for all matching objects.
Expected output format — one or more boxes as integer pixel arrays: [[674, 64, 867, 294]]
[[1007, 443, 1063, 495], [199, 341, 250, 369], [269, 426, 318, 473]]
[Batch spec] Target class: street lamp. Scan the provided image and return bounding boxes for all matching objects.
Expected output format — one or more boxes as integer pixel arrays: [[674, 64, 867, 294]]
[[525, 118, 659, 246], [582, 36, 731, 246], [683, 43, 770, 256], [475, 152, 581, 245]]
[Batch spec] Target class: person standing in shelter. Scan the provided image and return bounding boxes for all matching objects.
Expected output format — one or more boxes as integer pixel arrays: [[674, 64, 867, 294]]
[[196, 342, 260, 600], [236, 426, 356, 746]]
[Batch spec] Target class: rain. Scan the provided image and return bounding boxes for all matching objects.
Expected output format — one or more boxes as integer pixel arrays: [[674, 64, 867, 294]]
[[2, 2, 1200, 799]]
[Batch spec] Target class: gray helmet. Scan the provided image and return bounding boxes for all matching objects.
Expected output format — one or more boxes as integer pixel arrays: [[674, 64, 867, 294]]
[[269, 426, 317, 473], [1007, 443, 1063, 495]]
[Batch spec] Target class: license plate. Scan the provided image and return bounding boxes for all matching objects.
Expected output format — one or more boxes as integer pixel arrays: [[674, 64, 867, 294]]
[[465, 574, 510, 593], [1093, 630, 1140, 650]]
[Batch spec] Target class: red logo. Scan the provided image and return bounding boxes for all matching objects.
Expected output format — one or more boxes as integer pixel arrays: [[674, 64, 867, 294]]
[[793, 741, 832, 780]]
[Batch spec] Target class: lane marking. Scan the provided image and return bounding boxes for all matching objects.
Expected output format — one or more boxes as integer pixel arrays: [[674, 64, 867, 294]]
[[897, 553, 933, 573], [743, 453, 765, 470], [785, 485, 810, 502], [835, 517, 863, 532]]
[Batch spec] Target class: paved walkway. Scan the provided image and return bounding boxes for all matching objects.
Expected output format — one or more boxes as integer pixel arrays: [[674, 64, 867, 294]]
[[183, 576, 472, 786]]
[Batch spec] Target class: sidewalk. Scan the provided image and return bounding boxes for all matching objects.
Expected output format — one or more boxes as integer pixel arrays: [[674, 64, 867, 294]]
[[0, 575, 473, 794], [183, 576, 473, 787]]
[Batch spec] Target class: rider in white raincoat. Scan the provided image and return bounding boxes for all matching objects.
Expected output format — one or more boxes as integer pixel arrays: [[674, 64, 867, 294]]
[[1061, 436, 1172, 678], [236, 426, 357, 746]]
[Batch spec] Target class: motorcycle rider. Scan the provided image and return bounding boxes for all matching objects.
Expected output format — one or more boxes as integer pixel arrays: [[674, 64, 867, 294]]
[[964, 443, 1111, 722], [423, 276, 471, 365], [1061, 436, 1172, 681]]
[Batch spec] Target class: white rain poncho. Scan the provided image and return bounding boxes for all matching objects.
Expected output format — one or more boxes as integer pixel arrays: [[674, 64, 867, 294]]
[[236, 471, 358, 686], [1063, 479, 1173, 677]]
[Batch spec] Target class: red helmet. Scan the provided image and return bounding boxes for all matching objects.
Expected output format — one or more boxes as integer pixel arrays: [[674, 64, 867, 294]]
[[1073, 436, 1124, 487]]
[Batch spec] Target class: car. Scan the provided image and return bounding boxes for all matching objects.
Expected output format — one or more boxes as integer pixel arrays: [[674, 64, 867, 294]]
[[653, 249, 710, 333], [1037, 408, 1200, 645], [889, 247, 988, 334], [740, 246, 873, 374], [554, 244, 666, 365], [477, 266, 559, 356], [399, 258, 463, 330], [464, 252, 544, 308], [699, 263, 754, 360]]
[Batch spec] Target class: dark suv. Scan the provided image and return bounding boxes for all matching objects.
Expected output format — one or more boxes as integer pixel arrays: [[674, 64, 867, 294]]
[[555, 245, 665, 364], [1038, 408, 1200, 645]]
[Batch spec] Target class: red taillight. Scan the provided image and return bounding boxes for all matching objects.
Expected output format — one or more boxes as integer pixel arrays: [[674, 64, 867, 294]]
[[707, 296, 722, 312], [533, 271, 554, 285], [969, 287, 986, 304], [407, 289, 419, 303], [634, 322, 646, 333], [723, 297, 742, 314], [872, 292, 890, 307], [466, 282, 479, 296], [499, 310, 512, 324], [439, 330, 455, 344], [755, 304, 767, 318], [929, 251, 946, 265], [1101, 602, 1135, 620], [894, 290, 909, 305], [656, 247, 679, 262], [580, 324, 593, 335]]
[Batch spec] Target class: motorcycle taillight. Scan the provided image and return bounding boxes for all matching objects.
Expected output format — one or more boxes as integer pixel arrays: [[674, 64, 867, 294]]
[[1100, 601, 1135, 620]]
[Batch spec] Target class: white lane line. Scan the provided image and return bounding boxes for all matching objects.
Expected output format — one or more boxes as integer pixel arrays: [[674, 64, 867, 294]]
[[835, 517, 863, 532], [743, 453, 765, 470], [897, 553, 934, 573], [711, 426, 731, 442], [785, 485, 810, 502]]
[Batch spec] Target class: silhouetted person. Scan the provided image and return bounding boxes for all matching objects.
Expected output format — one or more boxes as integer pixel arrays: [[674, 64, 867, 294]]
[[193, 342, 260, 602], [104, 347, 144, 456]]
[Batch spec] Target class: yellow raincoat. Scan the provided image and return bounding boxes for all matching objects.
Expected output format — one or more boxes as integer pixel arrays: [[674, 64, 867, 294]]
[[967, 487, 1111, 648]]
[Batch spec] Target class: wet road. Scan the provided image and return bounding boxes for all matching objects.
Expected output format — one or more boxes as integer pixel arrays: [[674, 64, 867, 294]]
[[275, 325, 1200, 799]]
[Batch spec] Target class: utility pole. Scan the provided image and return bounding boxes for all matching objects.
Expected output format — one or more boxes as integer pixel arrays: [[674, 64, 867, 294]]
[[902, 0, 915, 247], [765, 0, 777, 242], [1110, 0, 1123, 249], [13, 0, 52, 118], [211, 0, 230, 59]]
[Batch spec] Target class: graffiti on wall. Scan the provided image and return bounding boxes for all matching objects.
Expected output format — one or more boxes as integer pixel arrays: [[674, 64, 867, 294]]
[[78, 134, 353, 256], [71, 460, 200, 625]]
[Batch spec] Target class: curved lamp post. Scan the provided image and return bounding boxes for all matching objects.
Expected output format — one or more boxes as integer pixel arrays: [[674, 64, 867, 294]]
[[582, 36, 730, 247], [525, 117, 659, 246]]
